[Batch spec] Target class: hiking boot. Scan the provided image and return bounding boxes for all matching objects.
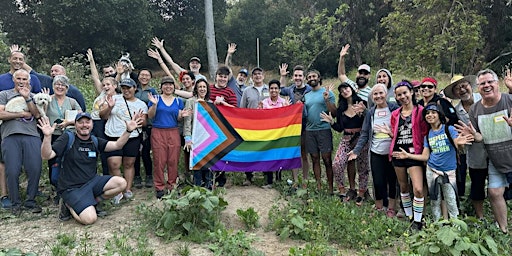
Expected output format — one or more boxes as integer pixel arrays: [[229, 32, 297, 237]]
[[156, 190, 165, 199], [261, 184, 273, 189], [112, 193, 123, 205], [145, 176, 153, 188], [23, 202, 42, 214], [59, 199, 71, 221], [133, 176, 143, 189], [95, 204, 107, 217], [1, 196, 12, 209], [345, 189, 357, 202], [411, 221, 423, 231], [123, 191, 134, 200]]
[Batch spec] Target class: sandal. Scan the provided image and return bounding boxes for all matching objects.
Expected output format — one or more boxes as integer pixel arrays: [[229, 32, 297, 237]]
[[355, 196, 364, 206], [345, 189, 357, 202], [386, 208, 396, 218]]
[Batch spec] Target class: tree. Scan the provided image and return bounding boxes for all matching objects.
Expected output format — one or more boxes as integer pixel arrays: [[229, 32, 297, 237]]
[[204, 0, 218, 79], [381, 0, 486, 76], [271, 4, 349, 69]]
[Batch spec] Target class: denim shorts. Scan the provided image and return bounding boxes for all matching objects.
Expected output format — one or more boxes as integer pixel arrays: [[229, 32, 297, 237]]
[[488, 161, 509, 189]]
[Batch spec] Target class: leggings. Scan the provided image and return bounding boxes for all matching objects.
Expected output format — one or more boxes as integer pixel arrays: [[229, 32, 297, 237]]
[[370, 151, 397, 206], [333, 134, 370, 191]]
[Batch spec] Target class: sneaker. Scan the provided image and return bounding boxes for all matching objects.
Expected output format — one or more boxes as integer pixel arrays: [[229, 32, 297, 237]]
[[59, 199, 71, 221], [112, 193, 123, 205], [355, 196, 364, 206], [95, 204, 107, 217], [345, 189, 357, 202], [411, 221, 423, 231], [11, 205, 22, 215], [156, 190, 165, 199], [396, 208, 406, 218], [1, 196, 12, 209], [144, 176, 153, 188], [261, 184, 273, 189], [133, 176, 143, 189], [386, 208, 396, 218], [123, 191, 134, 200], [242, 180, 252, 186], [23, 203, 42, 214]]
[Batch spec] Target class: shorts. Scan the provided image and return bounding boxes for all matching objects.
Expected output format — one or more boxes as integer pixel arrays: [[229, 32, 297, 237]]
[[105, 136, 141, 158], [488, 161, 509, 189], [305, 129, 332, 154], [61, 175, 111, 214], [0, 137, 3, 163], [392, 158, 424, 168]]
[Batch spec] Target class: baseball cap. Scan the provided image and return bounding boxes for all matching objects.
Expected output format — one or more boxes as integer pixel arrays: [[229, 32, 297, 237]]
[[238, 68, 249, 76], [160, 76, 175, 85], [411, 80, 421, 88], [358, 64, 371, 73], [75, 112, 92, 121], [119, 78, 137, 87], [251, 67, 263, 74], [190, 57, 201, 63]]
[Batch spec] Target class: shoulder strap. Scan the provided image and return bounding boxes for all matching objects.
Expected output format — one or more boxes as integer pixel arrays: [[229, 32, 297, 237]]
[[445, 124, 456, 149], [65, 130, 75, 151]]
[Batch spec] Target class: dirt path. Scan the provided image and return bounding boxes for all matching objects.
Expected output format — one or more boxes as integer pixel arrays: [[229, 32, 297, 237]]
[[0, 186, 310, 255]]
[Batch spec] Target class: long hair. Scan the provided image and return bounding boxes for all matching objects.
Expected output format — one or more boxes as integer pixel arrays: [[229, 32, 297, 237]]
[[337, 83, 364, 113], [394, 79, 417, 106], [193, 78, 210, 100]]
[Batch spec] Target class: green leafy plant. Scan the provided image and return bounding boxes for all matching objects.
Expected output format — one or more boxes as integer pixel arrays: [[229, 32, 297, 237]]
[[149, 186, 228, 242], [400, 217, 509, 255], [208, 228, 263, 256], [49, 233, 76, 256], [174, 242, 191, 256], [104, 232, 154, 256], [289, 242, 339, 256], [236, 207, 260, 230]]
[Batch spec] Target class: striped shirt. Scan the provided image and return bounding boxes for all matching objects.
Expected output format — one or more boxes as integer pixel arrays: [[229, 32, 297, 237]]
[[209, 84, 238, 106]]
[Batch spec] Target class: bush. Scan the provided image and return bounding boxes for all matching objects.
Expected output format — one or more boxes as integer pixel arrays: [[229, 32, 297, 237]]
[[236, 207, 260, 230]]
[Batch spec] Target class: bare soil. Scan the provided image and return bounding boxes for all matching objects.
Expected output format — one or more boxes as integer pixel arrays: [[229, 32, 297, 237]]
[[0, 186, 331, 255]]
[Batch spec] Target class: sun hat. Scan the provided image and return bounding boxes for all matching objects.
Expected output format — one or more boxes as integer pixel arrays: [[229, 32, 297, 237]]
[[443, 75, 477, 99]]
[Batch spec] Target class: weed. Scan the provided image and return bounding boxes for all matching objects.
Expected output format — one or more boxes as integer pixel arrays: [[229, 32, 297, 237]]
[[236, 207, 260, 230], [208, 228, 264, 256], [174, 242, 191, 256], [49, 233, 76, 256], [289, 242, 339, 256], [104, 232, 154, 256]]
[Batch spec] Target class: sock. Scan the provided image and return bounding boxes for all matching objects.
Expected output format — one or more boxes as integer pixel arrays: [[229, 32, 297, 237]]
[[413, 197, 425, 222], [401, 192, 412, 217]]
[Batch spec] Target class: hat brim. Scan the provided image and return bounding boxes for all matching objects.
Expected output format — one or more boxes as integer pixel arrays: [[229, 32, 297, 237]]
[[444, 75, 476, 99]]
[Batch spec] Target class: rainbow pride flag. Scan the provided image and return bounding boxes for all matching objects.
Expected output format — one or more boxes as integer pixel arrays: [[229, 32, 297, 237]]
[[190, 101, 302, 172]]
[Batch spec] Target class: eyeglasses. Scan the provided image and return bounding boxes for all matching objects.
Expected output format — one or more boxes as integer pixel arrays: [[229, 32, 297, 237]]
[[478, 80, 496, 86], [420, 84, 435, 89]]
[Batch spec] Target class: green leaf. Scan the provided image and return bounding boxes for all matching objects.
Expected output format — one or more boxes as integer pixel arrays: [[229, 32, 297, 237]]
[[290, 216, 305, 230], [483, 235, 498, 254], [429, 245, 440, 253], [437, 228, 456, 246], [183, 222, 192, 232]]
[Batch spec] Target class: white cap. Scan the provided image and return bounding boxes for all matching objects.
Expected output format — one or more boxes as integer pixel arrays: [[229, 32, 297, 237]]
[[358, 64, 371, 73]]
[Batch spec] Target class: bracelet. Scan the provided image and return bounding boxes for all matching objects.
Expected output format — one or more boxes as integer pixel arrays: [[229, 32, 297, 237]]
[[25, 97, 33, 103], [126, 129, 133, 133]]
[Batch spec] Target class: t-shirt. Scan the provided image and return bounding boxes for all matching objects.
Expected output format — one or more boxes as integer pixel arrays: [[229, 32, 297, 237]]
[[371, 107, 392, 155], [53, 133, 108, 193], [0, 72, 42, 93], [148, 97, 184, 129], [0, 89, 39, 139], [47, 96, 82, 135], [393, 115, 414, 153], [135, 86, 157, 126], [424, 125, 458, 171], [261, 97, 287, 109], [209, 84, 238, 107], [304, 88, 335, 131], [470, 93, 512, 173], [104, 95, 148, 138], [346, 78, 372, 103]]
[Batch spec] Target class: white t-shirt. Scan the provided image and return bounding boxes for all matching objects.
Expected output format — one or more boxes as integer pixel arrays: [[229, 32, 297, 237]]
[[105, 95, 148, 138]]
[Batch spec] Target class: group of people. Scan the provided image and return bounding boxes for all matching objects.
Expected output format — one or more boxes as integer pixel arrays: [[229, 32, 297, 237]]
[[0, 41, 511, 233]]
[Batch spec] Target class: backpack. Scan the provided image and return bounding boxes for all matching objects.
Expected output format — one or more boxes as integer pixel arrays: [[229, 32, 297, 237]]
[[426, 124, 459, 164], [50, 130, 98, 186]]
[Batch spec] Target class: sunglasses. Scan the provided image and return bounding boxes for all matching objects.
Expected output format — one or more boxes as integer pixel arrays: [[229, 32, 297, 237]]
[[420, 84, 435, 89]]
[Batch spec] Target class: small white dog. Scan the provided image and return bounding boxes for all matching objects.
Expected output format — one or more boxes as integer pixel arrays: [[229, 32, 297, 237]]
[[1, 93, 52, 124]]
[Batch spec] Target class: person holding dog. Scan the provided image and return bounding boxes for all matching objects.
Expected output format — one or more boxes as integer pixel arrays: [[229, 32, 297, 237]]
[[0, 69, 43, 214]]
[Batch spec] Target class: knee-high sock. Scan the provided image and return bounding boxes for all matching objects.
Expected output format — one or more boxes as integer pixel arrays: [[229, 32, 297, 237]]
[[413, 197, 425, 222], [401, 192, 412, 217]]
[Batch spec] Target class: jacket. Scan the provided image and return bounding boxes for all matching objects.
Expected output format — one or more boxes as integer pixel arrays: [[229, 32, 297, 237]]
[[388, 105, 429, 161]]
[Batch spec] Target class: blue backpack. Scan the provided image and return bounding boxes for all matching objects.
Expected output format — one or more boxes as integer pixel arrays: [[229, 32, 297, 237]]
[[50, 130, 98, 186]]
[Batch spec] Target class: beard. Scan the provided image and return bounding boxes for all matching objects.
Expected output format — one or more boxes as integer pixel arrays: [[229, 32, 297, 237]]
[[356, 77, 368, 88], [308, 79, 319, 87]]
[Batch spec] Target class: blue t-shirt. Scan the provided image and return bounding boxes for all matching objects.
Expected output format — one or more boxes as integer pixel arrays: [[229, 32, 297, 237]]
[[424, 124, 458, 171], [304, 87, 335, 131], [148, 97, 184, 128], [0, 72, 41, 93]]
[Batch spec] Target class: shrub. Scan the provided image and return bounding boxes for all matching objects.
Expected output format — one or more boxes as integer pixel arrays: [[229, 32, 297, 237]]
[[236, 207, 260, 230]]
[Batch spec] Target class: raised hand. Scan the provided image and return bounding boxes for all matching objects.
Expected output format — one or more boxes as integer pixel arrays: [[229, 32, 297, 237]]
[[319, 111, 333, 124], [454, 120, 476, 137], [180, 108, 192, 118], [41, 87, 50, 95], [37, 116, 56, 136], [18, 85, 31, 98], [374, 123, 392, 136], [86, 48, 94, 62], [505, 68, 512, 92], [352, 101, 366, 115], [148, 93, 159, 105], [147, 48, 162, 60], [227, 43, 237, 54], [10, 44, 21, 53], [339, 44, 350, 58], [279, 63, 289, 77], [151, 37, 164, 49], [323, 84, 334, 100], [105, 94, 116, 108]]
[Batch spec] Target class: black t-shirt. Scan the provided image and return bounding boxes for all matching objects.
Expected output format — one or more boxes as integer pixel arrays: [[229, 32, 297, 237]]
[[293, 86, 308, 103], [393, 115, 415, 153], [53, 133, 108, 193]]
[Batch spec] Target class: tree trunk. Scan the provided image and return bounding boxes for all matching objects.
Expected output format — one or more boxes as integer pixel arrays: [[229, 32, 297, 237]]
[[204, 0, 218, 80]]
